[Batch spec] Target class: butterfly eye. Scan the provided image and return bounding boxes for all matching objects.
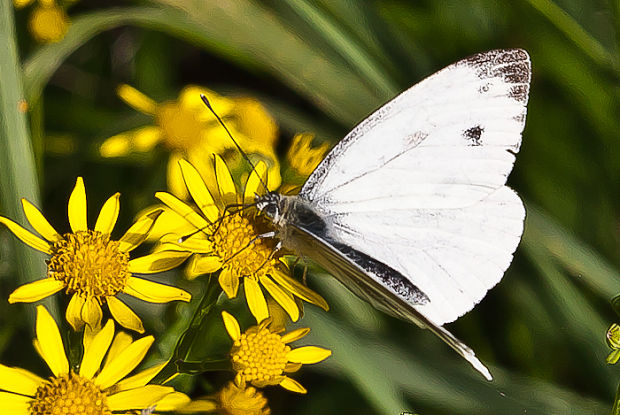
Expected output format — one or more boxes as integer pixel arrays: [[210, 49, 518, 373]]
[[263, 203, 278, 219]]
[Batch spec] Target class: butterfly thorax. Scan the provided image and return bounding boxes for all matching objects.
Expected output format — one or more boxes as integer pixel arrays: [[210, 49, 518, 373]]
[[256, 192, 329, 249]]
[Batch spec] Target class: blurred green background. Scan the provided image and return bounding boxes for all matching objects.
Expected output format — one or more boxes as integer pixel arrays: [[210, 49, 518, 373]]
[[1, 0, 619, 414]]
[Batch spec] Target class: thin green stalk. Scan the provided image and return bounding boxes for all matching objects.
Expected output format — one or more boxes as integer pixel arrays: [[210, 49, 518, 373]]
[[0, 0, 57, 325], [523, 0, 618, 70], [283, 0, 398, 98], [613, 381, 620, 415]]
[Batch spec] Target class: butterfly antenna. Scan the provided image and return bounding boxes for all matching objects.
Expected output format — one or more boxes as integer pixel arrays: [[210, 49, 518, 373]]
[[200, 94, 269, 192]]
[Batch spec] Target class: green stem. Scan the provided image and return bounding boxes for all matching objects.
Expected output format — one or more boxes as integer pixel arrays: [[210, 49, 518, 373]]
[[0, 0, 57, 327], [612, 382, 620, 415], [154, 275, 223, 383]]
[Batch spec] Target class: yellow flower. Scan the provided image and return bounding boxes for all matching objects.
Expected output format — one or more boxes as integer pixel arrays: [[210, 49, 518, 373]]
[[222, 311, 331, 394], [0, 177, 192, 333], [178, 380, 270, 415], [286, 133, 330, 178], [99, 85, 281, 202], [155, 158, 328, 323], [0, 305, 190, 414], [16, 0, 72, 43]]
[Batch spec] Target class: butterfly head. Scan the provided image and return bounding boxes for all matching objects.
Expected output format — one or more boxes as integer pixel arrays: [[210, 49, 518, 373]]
[[255, 192, 283, 223]]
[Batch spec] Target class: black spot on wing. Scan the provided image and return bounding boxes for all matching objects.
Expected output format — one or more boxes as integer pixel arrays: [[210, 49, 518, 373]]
[[463, 125, 484, 146]]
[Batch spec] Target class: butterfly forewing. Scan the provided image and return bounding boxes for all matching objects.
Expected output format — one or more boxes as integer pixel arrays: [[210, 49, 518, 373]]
[[297, 49, 530, 325]]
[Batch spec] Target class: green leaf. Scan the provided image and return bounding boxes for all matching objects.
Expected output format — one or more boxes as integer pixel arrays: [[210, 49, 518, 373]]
[[0, 0, 57, 328]]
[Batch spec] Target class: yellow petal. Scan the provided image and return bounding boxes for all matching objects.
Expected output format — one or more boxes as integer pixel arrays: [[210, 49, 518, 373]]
[[14, 0, 35, 9], [178, 159, 220, 222], [140, 205, 195, 242], [8, 278, 65, 304], [115, 361, 167, 391], [95, 335, 154, 389], [0, 365, 45, 396], [83, 324, 99, 351], [155, 191, 211, 230], [68, 177, 88, 232], [0, 391, 32, 411], [99, 126, 163, 158], [107, 296, 144, 333], [244, 161, 268, 203], [221, 311, 241, 341], [260, 275, 299, 322], [65, 293, 86, 331], [21, 198, 61, 242], [81, 297, 103, 329], [124, 276, 191, 303], [151, 391, 191, 411], [105, 331, 133, 367], [286, 346, 331, 364], [0, 216, 52, 254], [279, 376, 307, 394], [35, 305, 69, 376], [134, 126, 163, 151], [99, 133, 131, 158], [244, 278, 268, 323], [94, 193, 120, 236], [281, 327, 310, 344], [80, 319, 114, 379], [178, 399, 218, 412], [128, 250, 191, 273], [271, 268, 329, 311], [118, 210, 162, 252], [167, 152, 189, 201], [159, 233, 213, 253], [214, 155, 238, 206], [187, 255, 222, 279], [117, 84, 157, 115], [107, 384, 173, 410], [219, 268, 239, 299]]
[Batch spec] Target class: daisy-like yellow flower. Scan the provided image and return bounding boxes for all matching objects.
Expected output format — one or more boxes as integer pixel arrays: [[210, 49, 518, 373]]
[[0, 305, 190, 413], [15, 0, 72, 43], [155, 158, 328, 323], [178, 380, 270, 415], [99, 85, 281, 202], [286, 133, 330, 178], [222, 311, 331, 394], [0, 177, 192, 333]]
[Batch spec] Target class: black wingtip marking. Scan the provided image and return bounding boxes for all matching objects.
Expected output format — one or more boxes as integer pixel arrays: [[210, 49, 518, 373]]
[[464, 125, 484, 146]]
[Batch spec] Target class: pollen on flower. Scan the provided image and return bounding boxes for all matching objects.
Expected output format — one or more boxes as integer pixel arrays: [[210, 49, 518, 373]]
[[231, 323, 290, 383], [48, 230, 130, 299], [29, 372, 111, 415], [212, 212, 279, 279]]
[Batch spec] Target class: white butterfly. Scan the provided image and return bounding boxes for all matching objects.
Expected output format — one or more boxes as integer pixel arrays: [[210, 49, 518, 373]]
[[255, 49, 530, 380]]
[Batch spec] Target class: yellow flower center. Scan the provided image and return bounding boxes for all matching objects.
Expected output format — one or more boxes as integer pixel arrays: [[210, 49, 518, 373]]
[[212, 212, 278, 279], [29, 372, 110, 415], [28, 5, 70, 43], [48, 230, 130, 299], [156, 102, 207, 151], [218, 381, 271, 415], [231, 325, 290, 383]]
